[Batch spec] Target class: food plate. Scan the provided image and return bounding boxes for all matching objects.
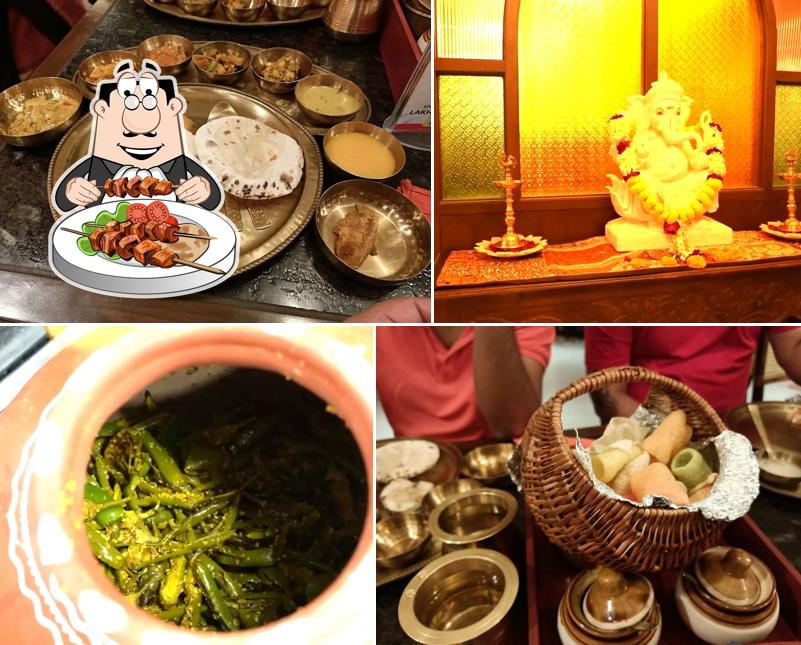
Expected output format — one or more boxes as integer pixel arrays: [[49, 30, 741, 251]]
[[759, 222, 801, 241], [144, 0, 325, 27], [376, 438, 462, 485], [73, 43, 371, 137], [48, 84, 323, 275], [50, 201, 237, 297], [376, 536, 443, 587]]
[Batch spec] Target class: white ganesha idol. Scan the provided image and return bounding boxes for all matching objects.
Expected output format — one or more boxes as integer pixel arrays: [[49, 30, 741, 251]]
[[605, 71, 733, 255]]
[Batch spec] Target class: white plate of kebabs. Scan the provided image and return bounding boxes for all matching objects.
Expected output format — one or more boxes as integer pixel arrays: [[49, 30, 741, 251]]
[[49, 197, 239, 298]]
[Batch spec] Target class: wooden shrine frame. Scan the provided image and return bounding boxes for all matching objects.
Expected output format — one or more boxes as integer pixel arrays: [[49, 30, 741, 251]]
[[433, 0, 781, 267]]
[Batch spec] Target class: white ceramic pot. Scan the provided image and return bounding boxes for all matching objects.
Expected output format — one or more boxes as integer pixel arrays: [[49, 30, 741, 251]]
[[675, 573, 779, 645]]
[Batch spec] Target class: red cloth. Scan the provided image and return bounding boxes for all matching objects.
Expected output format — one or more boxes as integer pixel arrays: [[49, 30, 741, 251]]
[[397, 179, 430, 221], [8, 0, 85, 75], [585, 326, 799, 416], [377, 326, 555, 441]]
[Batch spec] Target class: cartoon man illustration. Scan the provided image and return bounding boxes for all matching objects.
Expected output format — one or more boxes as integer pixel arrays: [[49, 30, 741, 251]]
[[53, 60, 222, 213]]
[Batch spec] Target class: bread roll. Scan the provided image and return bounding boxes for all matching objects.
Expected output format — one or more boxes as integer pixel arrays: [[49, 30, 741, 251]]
[[630, 462, 690, 505], [640, 410, 692, 464]]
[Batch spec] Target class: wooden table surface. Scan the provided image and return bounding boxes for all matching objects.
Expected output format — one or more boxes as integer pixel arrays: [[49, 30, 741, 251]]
[[0, 0, 431, 322], [434, 253, 801, 322]]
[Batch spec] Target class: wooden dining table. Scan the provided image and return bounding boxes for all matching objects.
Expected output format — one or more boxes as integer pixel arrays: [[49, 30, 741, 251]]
[[0, 0, 430, 322]]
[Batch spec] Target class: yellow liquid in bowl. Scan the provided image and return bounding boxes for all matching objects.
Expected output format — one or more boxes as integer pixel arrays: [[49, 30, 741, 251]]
[[325, 132, 397, 178], [299, 85, 361, 116]]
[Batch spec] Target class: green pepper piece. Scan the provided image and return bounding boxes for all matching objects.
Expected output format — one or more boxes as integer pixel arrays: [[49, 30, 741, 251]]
[[181, 568, 203, 629], [76, 236, 98, 256], [129, 424, 190, 491], [86, 525, 124, 569], [113, 201, 130, 222], [95, 505, 124, 527], [84, 481, 112, 504], [159, 555, 186, 607], [132, 530, 235, 568], [215, 547, 275, 568], [154, 605, 185, 623], [194, 554, 238, 631]]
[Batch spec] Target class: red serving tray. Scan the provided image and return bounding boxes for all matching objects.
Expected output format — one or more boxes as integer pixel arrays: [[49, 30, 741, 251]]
[[525, 513, 801, 644]]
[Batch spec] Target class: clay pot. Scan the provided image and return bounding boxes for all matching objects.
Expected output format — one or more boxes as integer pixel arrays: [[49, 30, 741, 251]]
[[1, 326, 373, 644]]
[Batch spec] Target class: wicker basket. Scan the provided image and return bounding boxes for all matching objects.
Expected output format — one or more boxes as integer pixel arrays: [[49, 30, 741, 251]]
[[520, 366, 728, 572]]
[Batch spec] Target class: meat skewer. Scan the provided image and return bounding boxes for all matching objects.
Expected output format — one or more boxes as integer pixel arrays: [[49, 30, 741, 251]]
[[103, 177, 177, 199], [83, 222, 215, 241], [61, 227, 224, 275]]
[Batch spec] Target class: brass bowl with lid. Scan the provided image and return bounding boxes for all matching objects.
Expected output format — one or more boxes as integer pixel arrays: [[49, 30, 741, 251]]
[[398, 548, 519, 644]]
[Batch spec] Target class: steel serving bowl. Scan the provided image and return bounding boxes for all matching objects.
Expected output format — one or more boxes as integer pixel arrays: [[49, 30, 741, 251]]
[[322, 121, 405, 181], [252, 47, 313, 94], [0, 77, 83, 147], [267, 0, 311, 19], [136, 35, 193, 76], [428, 488, 518, 554], [314, 179, 430, 286], [176, 0, 218, 17], [295, 73, 365, 126], [78, 50, 143, 95], [376, 512, 431, 569], [755, 448, 801, 488], [192, 42, 251, 85], [220, 0, 267, 22], [462, 444, 515, 486], [399, 548, 519, 644], [424, 478, 482, 512]]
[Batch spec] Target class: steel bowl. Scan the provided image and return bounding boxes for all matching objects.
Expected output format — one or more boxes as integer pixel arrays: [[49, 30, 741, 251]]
[[315, 179, 430, 286], [176, 0, 217, 16], [267, 0, 311, 19], [78, 50, 143, 95], [399, 548, 519, 644], [136, 35, 193, 77], [0, 77, 83, 147], [192, 42, 251, 86], [252, 47, 312, 94], [429, 488, 518, 554], [376, 512, 431, 569], [424, 478, 482, 512], [755, 448, 801, 488], [220, 0, 266, 21], [295, 73, 365, 126], [322, 121, 405, 181], [462, 444, 515, 486]]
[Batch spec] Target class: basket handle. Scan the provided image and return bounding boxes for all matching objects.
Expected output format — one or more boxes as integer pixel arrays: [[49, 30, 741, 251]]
[[533, 365, 727, 444]]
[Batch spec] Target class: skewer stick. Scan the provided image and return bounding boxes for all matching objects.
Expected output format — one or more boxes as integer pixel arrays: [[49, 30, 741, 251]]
[[60, 227, 225, 275], [82, 222, 216, 241]]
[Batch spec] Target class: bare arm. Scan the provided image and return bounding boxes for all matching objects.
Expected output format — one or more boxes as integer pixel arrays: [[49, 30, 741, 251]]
[[590, 385, 640, 425], [472, 328, 543, 439], [768, 328, 801, 385]]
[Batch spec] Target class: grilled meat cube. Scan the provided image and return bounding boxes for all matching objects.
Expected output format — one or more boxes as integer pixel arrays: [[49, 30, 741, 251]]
[[105, 221, 120, 233], [144, 221, 160, 240], [133, 239, 160, 265], [101, 231, 123, 256], [127, 176, 142, 198], [89, 228, 106, 252], [153, 179, 172, 196], [332, 204, 378, 269], [130, 222, 146, 239], [118, 220, 132, 236], [149, 249, 177, 268], [112, 178, 128, 198], [157, 222, 179, 243], [103, 178, 115, 197], [139, 177, 158, 197], [117, 235, 139, 261]]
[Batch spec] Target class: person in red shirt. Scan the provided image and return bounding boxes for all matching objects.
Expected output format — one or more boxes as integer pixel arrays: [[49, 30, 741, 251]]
[[376, 326, 555, 442], [585, 326, 801, 422]]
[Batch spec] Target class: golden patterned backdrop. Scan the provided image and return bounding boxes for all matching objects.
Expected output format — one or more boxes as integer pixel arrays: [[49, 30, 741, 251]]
[[517, 0, 642, 196], [658, 0, 762, 188], [776, 0, 801, 71], [438, 75, 506, 200], [435, 0, 505, 60], [774, 84, 801, 185]]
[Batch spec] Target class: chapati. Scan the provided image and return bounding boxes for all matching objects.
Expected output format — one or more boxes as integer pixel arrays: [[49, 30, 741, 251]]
[[376, 440, 440, 484], [380, 478, 434, 513], [195, 116, 304, 200]]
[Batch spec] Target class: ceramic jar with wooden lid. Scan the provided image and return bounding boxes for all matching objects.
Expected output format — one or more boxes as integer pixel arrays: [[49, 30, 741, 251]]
[[558, 567, 662, 645], [675, 546, 780, 644]]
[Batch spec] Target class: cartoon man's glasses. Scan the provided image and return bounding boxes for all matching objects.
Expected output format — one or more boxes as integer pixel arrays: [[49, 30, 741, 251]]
[[123, 94, 158, 110], [118, 75, 159, 110]]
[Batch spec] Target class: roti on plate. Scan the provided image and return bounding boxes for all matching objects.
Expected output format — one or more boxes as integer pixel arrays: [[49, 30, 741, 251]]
[[376, 440, 440, 484]]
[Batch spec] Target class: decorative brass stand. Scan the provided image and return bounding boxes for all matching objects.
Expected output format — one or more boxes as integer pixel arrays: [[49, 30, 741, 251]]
[[493, 153, 527, 250], [778, 149, 801, 233], [474, 152, 548, 259], [760, 149, 801, 240]]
